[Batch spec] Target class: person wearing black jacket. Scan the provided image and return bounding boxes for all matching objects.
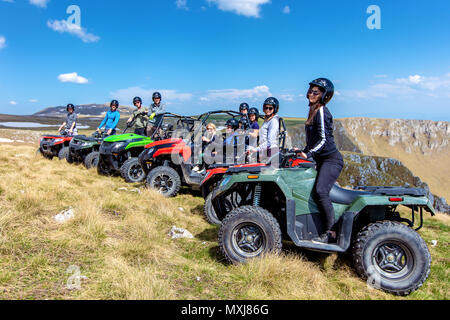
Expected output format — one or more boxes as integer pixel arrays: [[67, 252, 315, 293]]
[[298, 78, 344, 244]]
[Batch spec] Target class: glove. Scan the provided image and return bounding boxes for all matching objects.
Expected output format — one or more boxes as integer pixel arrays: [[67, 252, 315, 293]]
[[149, 113, 156, 121]]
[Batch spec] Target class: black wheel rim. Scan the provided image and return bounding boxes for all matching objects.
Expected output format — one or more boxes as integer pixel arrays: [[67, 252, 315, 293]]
[[153, 174, 174, 194], [372, 240, 415, 280], [129, 164, 143, 180], [231, 223, 265, 258]]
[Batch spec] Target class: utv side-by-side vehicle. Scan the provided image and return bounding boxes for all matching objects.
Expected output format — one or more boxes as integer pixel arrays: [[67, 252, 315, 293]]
[[66, 130, 109, 169], [209, 151, 435, 296], [139, 110, 268, 197], [97, 113, 195, 183], [38, 131, 74, 160]]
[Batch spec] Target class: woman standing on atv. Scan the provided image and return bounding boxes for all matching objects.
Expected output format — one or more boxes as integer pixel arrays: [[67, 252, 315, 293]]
[[58, 104, 78, 136], [248, 97, 280, 159], [298, 78, 344, 244], [248, 107, 260, 138], [127, 97, 148, 136], [97, 100, 121, 136], [147, 92, 166, 137]]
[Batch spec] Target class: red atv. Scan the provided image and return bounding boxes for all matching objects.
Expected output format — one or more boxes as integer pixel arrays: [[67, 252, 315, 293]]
[[138, 110, 253, 197], [38, 131, 74, 160]]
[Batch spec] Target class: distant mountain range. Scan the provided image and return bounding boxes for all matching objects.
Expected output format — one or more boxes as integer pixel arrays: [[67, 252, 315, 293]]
[[33, 104, 134, 118]]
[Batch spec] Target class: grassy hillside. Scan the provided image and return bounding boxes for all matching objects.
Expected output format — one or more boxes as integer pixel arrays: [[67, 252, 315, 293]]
[[0, 143, 448, 300]]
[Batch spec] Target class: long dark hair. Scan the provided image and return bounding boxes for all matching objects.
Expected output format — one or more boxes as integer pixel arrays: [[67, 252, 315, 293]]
[[305, 86, 325, 126]]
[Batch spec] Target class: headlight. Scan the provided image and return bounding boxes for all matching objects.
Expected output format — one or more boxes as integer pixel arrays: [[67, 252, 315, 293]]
[[54, 139, 63, 143], [220, 175, 232, 187], [113, 142, 126, 150]]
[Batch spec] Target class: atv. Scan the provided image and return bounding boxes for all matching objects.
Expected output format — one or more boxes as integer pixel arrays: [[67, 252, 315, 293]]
[[139, 110, 261, 198], [200, 116, 288, 225], [210, 152, 435, 296], [66, 130, 109, 169], [97, 113, 192, 183], [38, 131, 74, 160]]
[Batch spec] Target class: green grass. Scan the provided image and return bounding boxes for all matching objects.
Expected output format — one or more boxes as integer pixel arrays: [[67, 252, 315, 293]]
[[0, 143, 448, 300]]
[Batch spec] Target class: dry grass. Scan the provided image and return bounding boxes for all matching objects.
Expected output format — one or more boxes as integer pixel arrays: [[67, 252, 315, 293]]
[[0, 142, 448, 300]]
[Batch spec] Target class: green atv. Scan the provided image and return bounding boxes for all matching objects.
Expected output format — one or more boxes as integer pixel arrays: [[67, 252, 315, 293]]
[[210, 152, 435, 296], [66, 131, 109, 169], [97, 113, 183, 183]]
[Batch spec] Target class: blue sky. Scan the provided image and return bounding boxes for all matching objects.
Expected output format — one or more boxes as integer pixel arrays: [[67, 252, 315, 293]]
[[0, 0, 449, 120]]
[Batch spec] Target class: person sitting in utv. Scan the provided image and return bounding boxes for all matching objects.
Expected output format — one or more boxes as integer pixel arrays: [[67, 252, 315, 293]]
[[239, 102, 249, 116], [127, 97, 148, 136], [147, 92, 166, 137], [97, 100, 121, 136], [248, 107, 260, 138], [192, 123, 218, 173], [297, 78, 343, 244], [58, 104, 78, 136], [247, 97, 280, 160]]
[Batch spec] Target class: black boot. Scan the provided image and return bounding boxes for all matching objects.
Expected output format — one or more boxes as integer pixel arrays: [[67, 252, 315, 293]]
[[312, 231, 336, 244]]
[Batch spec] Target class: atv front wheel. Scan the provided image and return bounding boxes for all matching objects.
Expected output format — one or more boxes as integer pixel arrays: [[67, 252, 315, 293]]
[[65, 150, 75, 164], [352, 221, 431, 296], [146, 166, 181, 197], [121, 158, 145, 183], [97, 157, 113, 176], [84, 152, 100, 169], [58, 147, 69, 161], [204, 192, 221, 226], [219, 206, 282, 264]]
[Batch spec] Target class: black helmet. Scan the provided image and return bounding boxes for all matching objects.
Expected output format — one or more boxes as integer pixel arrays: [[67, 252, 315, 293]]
[[263, 97, 279, 114], [239, 103, 249, 113], [248, 107, 260, 118], [133, 97, 142, 105], [225, 118, 239, 130], [66, 104, 75, 112], [152, 92, 162, 101], [239, 117, 250, 129], [309, 78, 334, 105], [110, 100, 119, 108]]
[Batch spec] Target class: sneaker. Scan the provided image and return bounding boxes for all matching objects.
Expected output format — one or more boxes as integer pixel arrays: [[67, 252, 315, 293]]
[[312, 232, 336, 244]]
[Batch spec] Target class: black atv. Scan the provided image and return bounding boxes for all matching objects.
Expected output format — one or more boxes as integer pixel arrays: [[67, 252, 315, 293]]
[[66, 131, 110, 169]]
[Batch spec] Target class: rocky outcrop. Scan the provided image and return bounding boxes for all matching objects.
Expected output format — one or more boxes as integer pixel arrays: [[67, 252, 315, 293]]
[[338, 118, 449, 155], [339, 152, 449, 214]]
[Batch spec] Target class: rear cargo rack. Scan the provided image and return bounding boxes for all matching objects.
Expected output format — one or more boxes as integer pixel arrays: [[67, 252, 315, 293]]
[[354, 186, 427, 197]]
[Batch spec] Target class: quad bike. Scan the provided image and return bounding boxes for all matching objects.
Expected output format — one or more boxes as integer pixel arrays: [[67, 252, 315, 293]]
[[201, 117, 288, 225], [97, 113, 191, 183], [66, 130, 110, 169], [139, 110, 261, 197], [210, 152, 435, 296], [38, 130, 74, 160]]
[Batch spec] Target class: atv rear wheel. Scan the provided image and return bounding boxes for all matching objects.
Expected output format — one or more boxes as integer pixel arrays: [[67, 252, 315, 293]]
[[219, 206, 282, 264], [352, 221, 431, 296], [204, 192, 221, 226], [146, 166, 181, 197], [58, 147, 69, 161], [121, 158, 145, 183], [84, 152, 100, 169]]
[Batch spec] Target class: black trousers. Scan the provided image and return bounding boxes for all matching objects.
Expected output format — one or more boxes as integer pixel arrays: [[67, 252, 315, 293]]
[[314, 151, 344, 232]]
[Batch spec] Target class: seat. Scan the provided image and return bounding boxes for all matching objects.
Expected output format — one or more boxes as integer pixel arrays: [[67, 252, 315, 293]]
[[329, 185, 370, 205]]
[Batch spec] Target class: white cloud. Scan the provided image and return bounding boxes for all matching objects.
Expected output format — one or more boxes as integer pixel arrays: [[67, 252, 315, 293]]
[[345, 74, 450, 99], [0, 36, 5, 49], [110, 87, 193, 104], [282, 5, 290, 14], [176, 0, 188, 10], [29, 0, 49, 8], [280, 94, 295, 101], [202, 85, 272, 102], [207, 0, 271, 18], [47, 20, 100, 43], [58, 72, 89, 84], [29, 99, 38, 103], [9, 101, 17, 105]]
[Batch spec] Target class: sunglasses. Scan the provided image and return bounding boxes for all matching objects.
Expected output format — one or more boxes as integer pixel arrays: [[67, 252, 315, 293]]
[[307, 89, 322, 96], [263, 106, 274, 111]]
